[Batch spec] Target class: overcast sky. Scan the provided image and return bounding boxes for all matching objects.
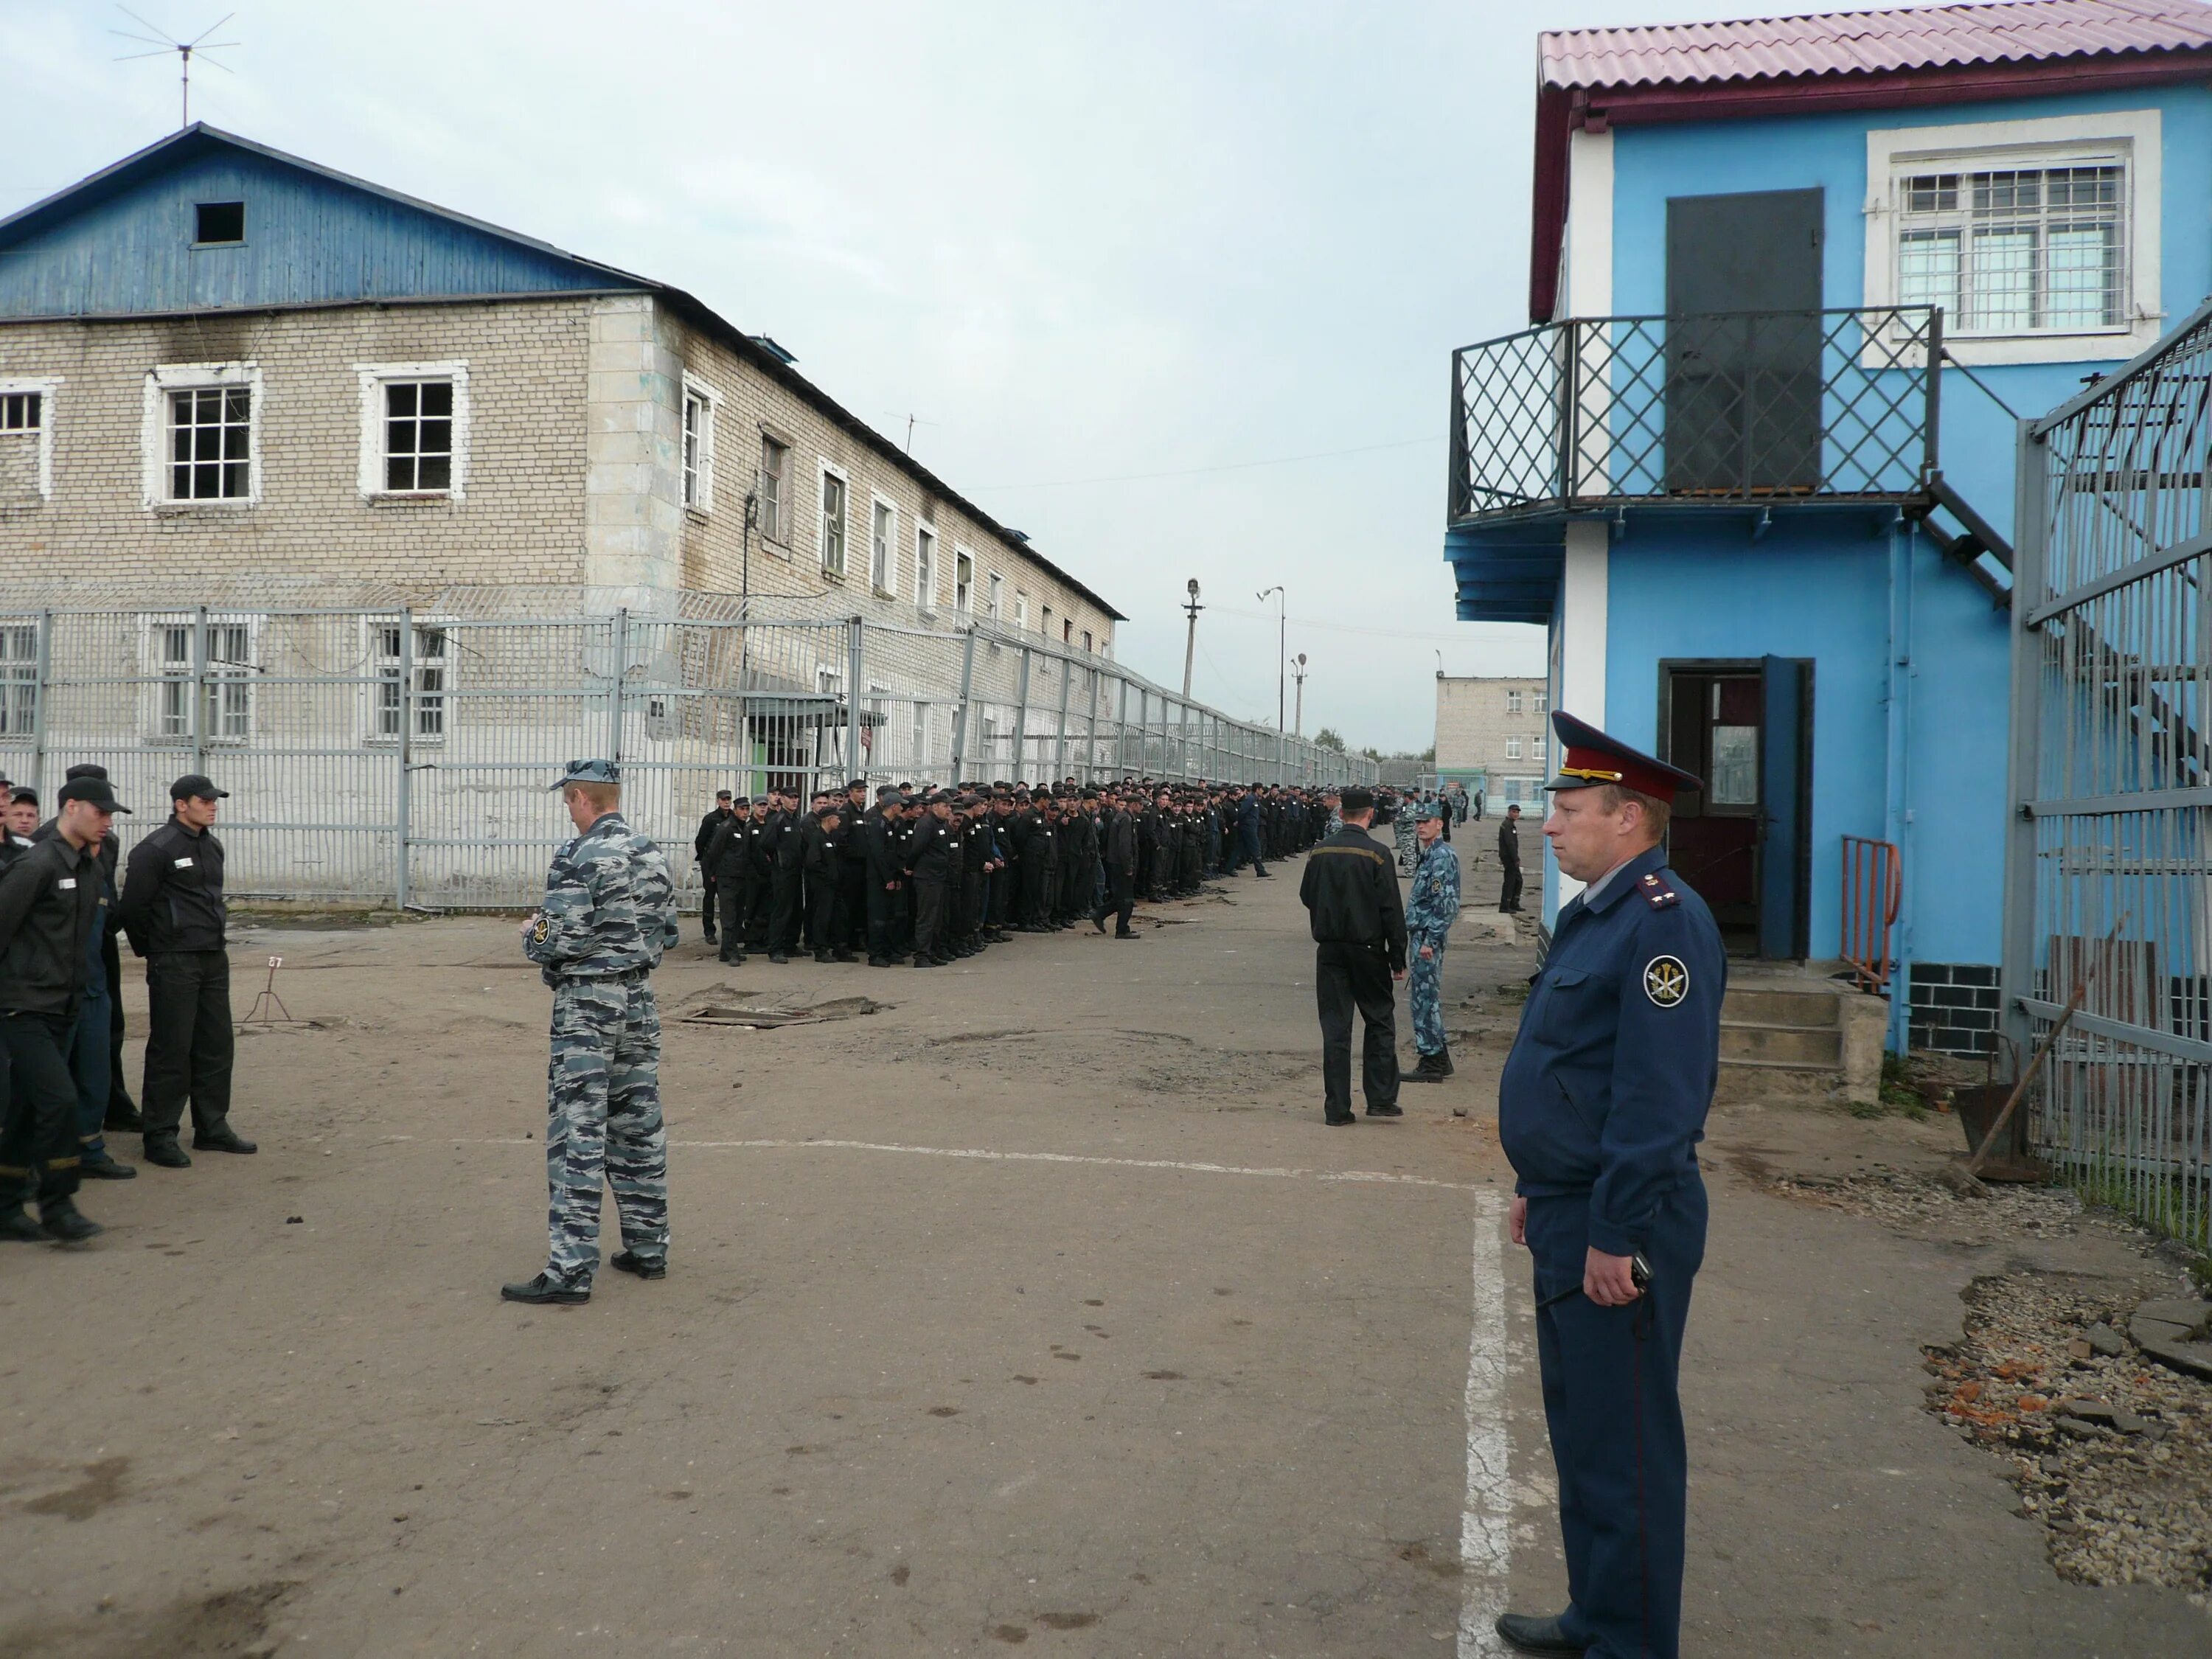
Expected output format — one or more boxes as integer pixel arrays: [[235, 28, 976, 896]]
[[7, 0, 1807, 752]]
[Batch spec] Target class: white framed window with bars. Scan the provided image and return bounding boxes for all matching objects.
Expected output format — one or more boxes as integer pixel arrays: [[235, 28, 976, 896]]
[[0, 618, 38, 743], [914, 522, 938, 611], [953, 547, 974, 613], [366, 619, 452, 745], [142, 615, 257, 744], [142, 363, 261, 507], [1866, 111, 2163, 366], [758, 434, 790, 544], [0, 378, 58, 501], [817, 460, 849, 578], [355, 362, 469, 500], [869, 495, 897, 594], [681, 375, 716, 513]]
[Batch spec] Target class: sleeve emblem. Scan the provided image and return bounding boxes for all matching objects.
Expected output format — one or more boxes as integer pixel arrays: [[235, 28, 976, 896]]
[[532, 915, 550, 944], [1643, 955, 1689, 1007]]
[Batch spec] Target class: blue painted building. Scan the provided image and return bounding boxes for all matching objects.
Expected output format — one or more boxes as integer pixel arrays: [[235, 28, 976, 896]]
[[1444, 0, 2212, 1052]]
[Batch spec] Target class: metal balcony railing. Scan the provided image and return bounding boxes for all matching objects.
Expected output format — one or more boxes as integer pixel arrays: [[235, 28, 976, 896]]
[[1450, 306, 1941, 525]]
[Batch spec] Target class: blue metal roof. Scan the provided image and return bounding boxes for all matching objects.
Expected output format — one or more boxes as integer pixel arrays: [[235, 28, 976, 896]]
[[1446, 526, 1565, 624]]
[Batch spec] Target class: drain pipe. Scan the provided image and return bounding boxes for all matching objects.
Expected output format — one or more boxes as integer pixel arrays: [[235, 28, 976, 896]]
[[1882, 513, 1917, 1055]]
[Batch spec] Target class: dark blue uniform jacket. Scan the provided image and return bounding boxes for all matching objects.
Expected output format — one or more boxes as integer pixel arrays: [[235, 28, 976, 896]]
[[1498, 843, 1725, 1257]]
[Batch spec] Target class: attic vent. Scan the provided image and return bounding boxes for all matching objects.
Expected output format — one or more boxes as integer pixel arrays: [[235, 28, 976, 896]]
[[194, 201, 245, 245]]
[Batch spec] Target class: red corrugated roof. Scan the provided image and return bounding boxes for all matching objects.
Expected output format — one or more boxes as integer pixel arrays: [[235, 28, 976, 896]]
[[1544, 0, 2212, 90]]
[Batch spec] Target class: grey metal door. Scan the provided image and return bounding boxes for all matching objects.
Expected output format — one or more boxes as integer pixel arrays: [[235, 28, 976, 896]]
[[1757, 654, 1810, 959], [1665, 189, 1824, 494]]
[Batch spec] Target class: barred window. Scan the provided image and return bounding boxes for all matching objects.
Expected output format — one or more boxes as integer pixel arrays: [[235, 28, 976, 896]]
[[871, 498, 895, 592], [818, 466, 847, 577], [156, 620, 253, 741], [914, 524, 937, 608], [372, 622, 449, 742], [759, 437, 788, 541], [384, 380, 454, 493], [168, 386, 251, 499], [0, 622, 35, 739], [681, 388, 714, 510], [1896, 162, 2126, 333]]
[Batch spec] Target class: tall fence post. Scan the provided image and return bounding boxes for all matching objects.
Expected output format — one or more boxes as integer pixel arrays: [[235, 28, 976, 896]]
[[191, 602, 209, 776], [949, 625, 977, 779], [1011, 647, 1033, 782], [1084, 661, 1102, 784], [30, 608, 52, 793], [608, 607, 629, 764], [1999, 415, 2048, 1065], [846, 614, 866, 782], [396, 608, 413, 911], [1115, 675, 1132, 776]]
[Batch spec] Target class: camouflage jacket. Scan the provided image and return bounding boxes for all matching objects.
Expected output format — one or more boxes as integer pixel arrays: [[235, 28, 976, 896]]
[[524, 811, 679, 986], [1407, 839, 1462, 947]]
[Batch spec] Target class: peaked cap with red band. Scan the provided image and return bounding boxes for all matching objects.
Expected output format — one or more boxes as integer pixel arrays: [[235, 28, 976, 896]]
[[1545, 711, 1703, 804]]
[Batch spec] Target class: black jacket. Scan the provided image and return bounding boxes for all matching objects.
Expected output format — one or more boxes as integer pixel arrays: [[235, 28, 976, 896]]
[[1103, 808, 1136, 869], [1497, 819, 1521, 868], [0, 834, 102, 1016], [707, 817, 759, 884], [118, 818, 228, 956], [906, 815, 957, 884], [695, 807, 731, 866], [864, 813, 905, 887], [1298, 826, 1408, 972]]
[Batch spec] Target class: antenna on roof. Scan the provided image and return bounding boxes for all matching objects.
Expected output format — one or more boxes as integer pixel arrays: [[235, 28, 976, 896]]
[[111, 7, 239, 130]]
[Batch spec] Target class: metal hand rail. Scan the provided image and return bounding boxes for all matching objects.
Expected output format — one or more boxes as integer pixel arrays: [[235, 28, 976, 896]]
[[1450, 305, 1940, 525], [1840, 833, 1902, 995]]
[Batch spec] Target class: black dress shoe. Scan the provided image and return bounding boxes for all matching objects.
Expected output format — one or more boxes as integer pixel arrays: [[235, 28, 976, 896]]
[[1401, 1065, 1444, 1085], [1364, 1102, 1404, 1117], [81, 1158, 137, 1180], [768, 951, 789, 964], [193, 1130, 258, 1155], [501, 1272, 589, 1305], [611, 1249, 667, 1280], [41, 1204, 104, 1243], [142, 1140, 191, 1169], [1495, 1612, 1584, 1654], [0, 1206, 46, 1242], [1324, 1114, 1357, 1127], [105, 1104, 146, 1133]]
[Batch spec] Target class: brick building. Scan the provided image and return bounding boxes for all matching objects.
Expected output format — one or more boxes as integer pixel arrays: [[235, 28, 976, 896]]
[[1433, 674, 1548, 807], [0, 125, 1122, 648]]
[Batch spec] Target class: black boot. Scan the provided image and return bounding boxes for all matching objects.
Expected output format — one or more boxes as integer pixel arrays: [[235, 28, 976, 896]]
[[1402, 1054, 1444, 1084], [1432, 1044, 1454, 1078], [500, 1271, 589, 1305], [41, 1202, 104, 1243], [0, 1206, 46, 1242]]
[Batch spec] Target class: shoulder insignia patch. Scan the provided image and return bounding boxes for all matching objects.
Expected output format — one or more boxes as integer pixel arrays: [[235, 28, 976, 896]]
[[1643, 955, 1688, 1007], [1640, 872, 1680, 909]]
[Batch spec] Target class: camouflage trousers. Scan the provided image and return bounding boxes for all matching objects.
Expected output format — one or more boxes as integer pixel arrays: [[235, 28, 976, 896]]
[[544, 975, 669, 1286], [1410, 944, 1447, 1056]]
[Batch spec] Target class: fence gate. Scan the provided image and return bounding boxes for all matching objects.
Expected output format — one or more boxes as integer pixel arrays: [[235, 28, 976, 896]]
[[2004, 295, 2212, 1248]]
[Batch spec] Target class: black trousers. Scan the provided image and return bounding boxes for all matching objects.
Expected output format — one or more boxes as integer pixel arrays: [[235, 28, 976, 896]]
[[805, 872, 842, 952], [745, 879, 771, 948], [717, 880, 752, 956], [866, 880, 900, 960], [1315, 942, 1398, 1120], [1022, 859, 1054, 926], [142, 950, 234, 1143], [989, 861, 1016, 930], [103, 930, 136, 1118], [1104, 866, 1135, 934], [700, 869, 719, 938], [1499, 860, 1523, 913], [839, 863, 869, 950], [769, 871, 803, 952], [1, 1011, 83, 1206], [913, 878, 950, 960]]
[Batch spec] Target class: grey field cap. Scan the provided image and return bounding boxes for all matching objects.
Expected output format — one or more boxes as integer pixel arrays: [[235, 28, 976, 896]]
[[551, 759, 620, 791]]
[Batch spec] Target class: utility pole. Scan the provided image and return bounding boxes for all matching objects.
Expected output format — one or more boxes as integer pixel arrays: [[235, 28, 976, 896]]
[[1180, 578, 1203, 699], [1256, 585, 1286, 731], [1293, 653, 1307, 737]]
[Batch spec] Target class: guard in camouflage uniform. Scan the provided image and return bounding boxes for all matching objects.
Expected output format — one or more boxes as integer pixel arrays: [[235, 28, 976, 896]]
[[504, 759, 679, 1307], [1401, 801, 1462, 1082]]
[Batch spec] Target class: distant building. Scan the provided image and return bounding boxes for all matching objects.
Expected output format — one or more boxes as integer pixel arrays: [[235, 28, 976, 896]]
[[0, 125, 1123, 651], [1440, 0, 2212, 1051], [1434, 674, 1548, 806]]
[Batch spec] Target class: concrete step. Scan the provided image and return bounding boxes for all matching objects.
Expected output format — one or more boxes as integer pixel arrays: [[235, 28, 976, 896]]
[[1717, 1052, 1842, 1075], [1725, 987, 1843, 1026], [1720, 1019, 1843, 1067]]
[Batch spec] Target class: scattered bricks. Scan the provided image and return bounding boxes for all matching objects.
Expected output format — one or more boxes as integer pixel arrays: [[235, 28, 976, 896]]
[[1952, 1379, 1984, 1406], [2017, 1394, 2049, 1413], [2083, 1323, 2126, 1357], [2068, 1339, 2094, 1360]]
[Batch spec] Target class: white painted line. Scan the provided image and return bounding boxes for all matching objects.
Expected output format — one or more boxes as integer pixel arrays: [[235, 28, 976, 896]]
[[1460, 1191, 1512, 1659], [429, 1134, 1484, 1192]]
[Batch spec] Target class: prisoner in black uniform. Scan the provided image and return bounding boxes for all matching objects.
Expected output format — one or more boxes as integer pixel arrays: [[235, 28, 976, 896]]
[[1297, 786, 1407, 1124]]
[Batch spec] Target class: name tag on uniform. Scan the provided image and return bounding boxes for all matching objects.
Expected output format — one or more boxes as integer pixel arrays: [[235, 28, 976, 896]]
[[58, 877, 77, 889], [174, 857, 195, 868]]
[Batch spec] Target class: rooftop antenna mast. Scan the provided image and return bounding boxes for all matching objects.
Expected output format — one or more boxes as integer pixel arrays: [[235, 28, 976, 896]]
[[111, 7, 239, 129]]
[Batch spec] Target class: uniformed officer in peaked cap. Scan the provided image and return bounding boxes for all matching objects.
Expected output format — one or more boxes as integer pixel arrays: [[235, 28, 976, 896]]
[[1493, 712, 1722, 1659]]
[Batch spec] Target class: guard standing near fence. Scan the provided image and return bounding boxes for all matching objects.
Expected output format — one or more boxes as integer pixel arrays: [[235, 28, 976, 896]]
[[695, 790, 733, 945], [506, 759, 678, 1306], [1400, 801, 1461, 1083], [706, 797, 757, 967], [1297, 785, 1406, 1125], [1493, 713, 1719, 1659], [1497, 803, 1525, 914], [117, 774, 256, 1168]]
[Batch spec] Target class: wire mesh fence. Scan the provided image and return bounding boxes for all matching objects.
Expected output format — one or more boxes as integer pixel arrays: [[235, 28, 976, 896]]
[[2006, 293, 2212, 1250], [0, 603, 1375, 911]]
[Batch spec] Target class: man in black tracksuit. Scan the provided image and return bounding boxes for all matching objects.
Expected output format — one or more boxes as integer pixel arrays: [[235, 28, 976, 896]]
[[1098, 796, 1138, 938], [0, 774, 133, 1241], [117, 773, 256, 1166], [838, 780, 872, 955], [906, 795, 958, 967], [35, 762, 145, 1138], [1497, 803, 1525, 914], [862, 790, 905, 966], [1298, 785, 1408, 1126], [695, 790, 733, 942], [765, 793, 804, 962], [706, 796, 758, 965], [802, 806, 853, 963]]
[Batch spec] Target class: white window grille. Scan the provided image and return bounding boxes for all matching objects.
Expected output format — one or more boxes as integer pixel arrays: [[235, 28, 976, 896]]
[[355, 363, 467, 500], [1505, 734, 1523, 760], [915, 524, 937, 610], [871, 497, 896, 593], [0, 621, 36, 740], [1533, 736, 1546, 768], [759, 436, 788, 542], [0, 379, 55, 501], [153, 619, 254, 742], [1012, 591, 1026, 630], [682, 380, 715, 511], [954, 549, 974, 612], [1506, 689, 1523, 714], [1896, 162, 2126, 333], [0, 392, 41, 433], [818, 464, 849, 577], [990, 574, 1005, 622], [1534, 691, 1548, 714], [167, 386, 251, 500], [370, 622, 450, 744]]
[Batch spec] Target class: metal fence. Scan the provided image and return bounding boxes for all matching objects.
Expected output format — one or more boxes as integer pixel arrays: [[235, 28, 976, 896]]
[[2003, 293, 2212, 1248], [0, 602, 1374, 911]]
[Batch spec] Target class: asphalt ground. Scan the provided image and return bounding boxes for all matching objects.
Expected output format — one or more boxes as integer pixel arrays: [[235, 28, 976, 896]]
[[1, 848, 2203, 1656]]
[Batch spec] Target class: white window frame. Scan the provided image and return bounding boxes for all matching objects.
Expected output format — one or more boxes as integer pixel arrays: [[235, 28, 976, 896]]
[[817, 459, 850, 578], [989, 574, 1006, 623], [143, 362, 262, 509], [0, 378, 59, 501], [364, 617, 454, 746], [1865, 109, 2163, 366], [0, 616, 38, 743], [758, 434, 790, 546], [953, 546, 975, 613], [680, 373, 716, 514], [1534, 690, 1548, 714], [140, 613, 258, 745], [1506, 689, 1523, 714], [1505, 734, 1523, 761], [914, 522, 938, 612], [869, 493, 898, 596], [355, 361, 470, 501]]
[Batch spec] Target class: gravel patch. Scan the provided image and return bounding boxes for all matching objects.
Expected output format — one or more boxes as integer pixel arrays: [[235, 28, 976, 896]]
[[1925, 1273, 2212, 1604], [1765, 1164, 2084, 1241]]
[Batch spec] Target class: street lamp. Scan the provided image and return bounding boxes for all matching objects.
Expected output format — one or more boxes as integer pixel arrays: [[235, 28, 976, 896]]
[[1293, 653, 1307, 737], [1181, 578, 1202, 700]]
